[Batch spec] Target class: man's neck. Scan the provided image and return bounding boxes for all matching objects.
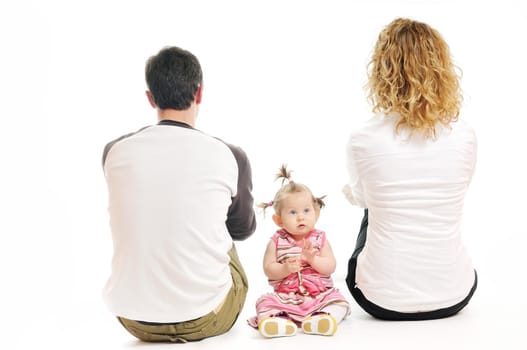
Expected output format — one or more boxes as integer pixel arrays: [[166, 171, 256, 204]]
[[156, 104, 198, 127]]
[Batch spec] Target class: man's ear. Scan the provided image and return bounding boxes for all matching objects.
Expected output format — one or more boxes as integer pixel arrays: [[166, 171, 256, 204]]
[[145, 90, 156, 108], [272, 214, 282, 227], [195, 84, 203, 104]]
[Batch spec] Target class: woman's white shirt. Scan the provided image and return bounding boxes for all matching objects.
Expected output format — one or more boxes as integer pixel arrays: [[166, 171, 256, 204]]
[[344, 113, 476, 312]]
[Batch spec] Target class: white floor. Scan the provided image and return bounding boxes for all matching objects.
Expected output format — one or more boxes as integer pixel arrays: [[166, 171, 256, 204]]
[[27, 270, 525, 350]]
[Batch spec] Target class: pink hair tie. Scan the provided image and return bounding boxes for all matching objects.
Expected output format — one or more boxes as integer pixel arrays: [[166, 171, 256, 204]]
[[268, 201, 274, 206]]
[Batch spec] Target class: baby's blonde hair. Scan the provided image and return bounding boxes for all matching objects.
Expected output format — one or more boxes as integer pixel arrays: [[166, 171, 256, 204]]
[[367, 18, 462, 138], [258, 165, 325, 215]]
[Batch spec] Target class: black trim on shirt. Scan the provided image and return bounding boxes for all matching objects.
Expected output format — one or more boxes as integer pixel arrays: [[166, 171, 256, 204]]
[[157, 119, 195, 129]]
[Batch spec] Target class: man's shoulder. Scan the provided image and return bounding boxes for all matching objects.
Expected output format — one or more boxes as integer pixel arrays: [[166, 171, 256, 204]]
[[211, 137, 250, 164], [102, 125, 152, 167], [105, 125, 152, 145]]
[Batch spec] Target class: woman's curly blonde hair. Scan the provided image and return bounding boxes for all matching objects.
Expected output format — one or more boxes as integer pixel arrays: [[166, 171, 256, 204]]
[[367, 18, 462, 138]]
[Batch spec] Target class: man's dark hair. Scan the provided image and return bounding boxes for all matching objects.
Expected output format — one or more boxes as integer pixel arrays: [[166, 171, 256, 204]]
[[145, 46, 203, 110]]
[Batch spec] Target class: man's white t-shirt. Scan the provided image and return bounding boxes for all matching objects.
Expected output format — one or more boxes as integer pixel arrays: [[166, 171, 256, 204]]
[[102, 120, 255, 322]]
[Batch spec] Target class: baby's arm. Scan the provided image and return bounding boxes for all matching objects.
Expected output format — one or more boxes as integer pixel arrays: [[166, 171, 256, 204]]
[[302, 239, 336, 275], [263, 240, 301, 280]]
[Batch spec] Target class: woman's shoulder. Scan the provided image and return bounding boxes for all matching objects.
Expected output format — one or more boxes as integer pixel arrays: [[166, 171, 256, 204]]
[[349, 113, 395, 139], [442, 119, 477, 145], [347, 113, 397, 154], [451, 119, 476, 134]]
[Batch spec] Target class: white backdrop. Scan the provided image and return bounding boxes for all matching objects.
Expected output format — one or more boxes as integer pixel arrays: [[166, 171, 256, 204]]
[[1, 0, 526, 349]]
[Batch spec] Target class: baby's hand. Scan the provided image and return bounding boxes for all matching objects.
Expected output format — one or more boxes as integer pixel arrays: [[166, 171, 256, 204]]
[[301, 239, 319, 264], [284, 257, 302, 273]]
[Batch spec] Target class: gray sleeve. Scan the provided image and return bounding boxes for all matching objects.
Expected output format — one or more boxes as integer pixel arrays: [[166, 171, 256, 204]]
[[224, 144, 257, 241]]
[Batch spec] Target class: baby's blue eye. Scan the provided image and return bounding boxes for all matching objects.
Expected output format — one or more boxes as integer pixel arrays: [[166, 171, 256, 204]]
[[303, 208, 310, 214], [289, 210, 297, 215]]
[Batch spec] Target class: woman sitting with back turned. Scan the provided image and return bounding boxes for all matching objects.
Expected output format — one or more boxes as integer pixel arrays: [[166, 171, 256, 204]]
[[343, 18, 477, 321]]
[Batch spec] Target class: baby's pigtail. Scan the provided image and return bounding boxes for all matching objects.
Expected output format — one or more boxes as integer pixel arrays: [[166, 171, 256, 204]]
[[257, 201, 274, 217], [315, 195, 327, 209], [275, 164, 292, 185]]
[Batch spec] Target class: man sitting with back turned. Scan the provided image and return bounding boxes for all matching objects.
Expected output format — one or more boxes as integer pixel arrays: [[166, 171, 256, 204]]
[[102, 46, 256, 342]]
